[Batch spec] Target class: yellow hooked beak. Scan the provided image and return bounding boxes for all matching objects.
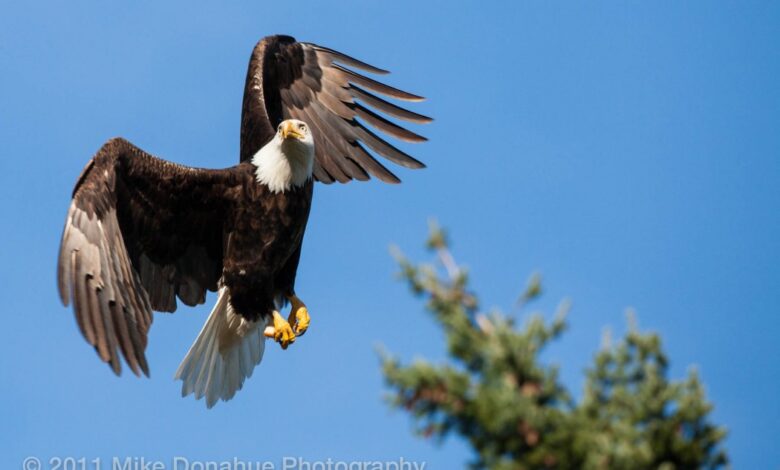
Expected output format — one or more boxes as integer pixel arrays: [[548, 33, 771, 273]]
[[281, 121, 304, 140]]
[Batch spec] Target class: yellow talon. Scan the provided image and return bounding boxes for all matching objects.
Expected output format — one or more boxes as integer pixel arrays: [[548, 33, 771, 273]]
[[263, 310, 295, 349], [288, 295, 310, 336]]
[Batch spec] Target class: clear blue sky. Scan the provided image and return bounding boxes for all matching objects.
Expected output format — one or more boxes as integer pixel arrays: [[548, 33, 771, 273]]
[[1, 1, 777, 468]]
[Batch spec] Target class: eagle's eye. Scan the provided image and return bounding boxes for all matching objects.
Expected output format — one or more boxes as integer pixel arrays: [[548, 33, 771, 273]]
[[299, 124, 307, 133]]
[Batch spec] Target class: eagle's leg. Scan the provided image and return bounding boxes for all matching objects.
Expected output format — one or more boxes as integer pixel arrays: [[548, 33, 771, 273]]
[[287, 294, 310, 336], [263, 311, 296, 349]]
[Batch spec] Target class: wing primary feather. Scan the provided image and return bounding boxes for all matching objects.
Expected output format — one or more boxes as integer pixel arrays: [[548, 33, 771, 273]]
[[79, 257, 110, 363], [352, 103, 428, 143], [124, 250, 152, 331], [346, 142, 402, 184], [332, 65, 425, 102], [86, 277, 109, 361], [110, 298, 141, 376], [124, 305, 150, 376], [310, 45, 390, 75], [342, 157, 370, 181], [349, 85, 433, 123], [312, 162, 335, 183], [71, 250, 96, 345], [351, 120, 427, 169], [98, 285, 122, 375], [114, 232, 148, 334]]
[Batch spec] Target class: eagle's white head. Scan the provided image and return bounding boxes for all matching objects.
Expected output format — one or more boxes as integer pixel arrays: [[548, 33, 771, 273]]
[[252, 119, 315, 193]]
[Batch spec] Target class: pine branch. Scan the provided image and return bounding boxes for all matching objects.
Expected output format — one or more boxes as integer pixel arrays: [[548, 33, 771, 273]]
[[380, 225, 729, 469]]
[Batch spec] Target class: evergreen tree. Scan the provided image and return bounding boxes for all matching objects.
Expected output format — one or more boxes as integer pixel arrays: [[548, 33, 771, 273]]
[[380, 224, 728, 470]]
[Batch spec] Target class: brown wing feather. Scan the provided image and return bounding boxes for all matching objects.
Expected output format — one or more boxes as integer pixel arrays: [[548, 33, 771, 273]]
[[239, 35, 431, 183], [57, 138, 240, 376]]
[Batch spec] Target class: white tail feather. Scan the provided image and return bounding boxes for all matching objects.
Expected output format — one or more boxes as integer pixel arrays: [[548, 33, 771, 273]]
[[175, 287, 267, 408]]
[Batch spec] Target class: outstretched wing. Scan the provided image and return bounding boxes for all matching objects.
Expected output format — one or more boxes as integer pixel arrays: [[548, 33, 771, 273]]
[[239, 35, 431, 183], [57, 138, 241, 376]]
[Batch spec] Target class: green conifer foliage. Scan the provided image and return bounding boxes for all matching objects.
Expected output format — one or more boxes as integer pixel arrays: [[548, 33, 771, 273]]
[[380, 224, 728, 470]]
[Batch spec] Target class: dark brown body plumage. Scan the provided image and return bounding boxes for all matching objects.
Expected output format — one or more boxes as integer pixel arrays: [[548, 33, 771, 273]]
[[222, 176, 313, 322], [58, 34, 428, 377]]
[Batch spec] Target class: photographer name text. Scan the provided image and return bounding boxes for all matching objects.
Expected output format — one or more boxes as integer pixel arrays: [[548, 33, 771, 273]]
[[22, 456, 427, 470]]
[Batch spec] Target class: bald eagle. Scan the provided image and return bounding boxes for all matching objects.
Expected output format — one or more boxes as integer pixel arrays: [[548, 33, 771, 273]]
[[57, 35, 429, 407]]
